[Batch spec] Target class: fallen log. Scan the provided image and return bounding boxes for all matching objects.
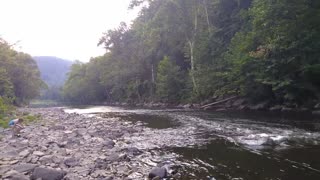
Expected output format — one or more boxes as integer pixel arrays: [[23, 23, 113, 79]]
[[201, 96, 238, 109]]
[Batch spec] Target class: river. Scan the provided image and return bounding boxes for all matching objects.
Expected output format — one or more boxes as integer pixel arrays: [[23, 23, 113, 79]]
[[64, 106, 320, 180]]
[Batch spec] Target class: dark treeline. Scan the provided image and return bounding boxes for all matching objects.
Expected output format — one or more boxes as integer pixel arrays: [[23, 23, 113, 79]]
[[0, 38, 45, 119], [63, 0, 320, 108]]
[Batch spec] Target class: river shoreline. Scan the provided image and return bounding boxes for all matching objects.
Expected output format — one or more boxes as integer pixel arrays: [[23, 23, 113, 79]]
[[2, 107, 320, 180], [0, 107, 182, 180]]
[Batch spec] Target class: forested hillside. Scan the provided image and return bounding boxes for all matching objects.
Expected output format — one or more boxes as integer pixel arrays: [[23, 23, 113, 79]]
[[34, 56, 73, 87], [34, 56, 73, 100], [63, 0, 320, 108], [0, 38, 44, 120]]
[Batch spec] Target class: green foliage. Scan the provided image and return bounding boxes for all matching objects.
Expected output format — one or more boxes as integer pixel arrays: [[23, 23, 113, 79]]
[[156, 56, 188, 102], [0, 37, 44, 127], [0, 38, 45, 105], [63, 0, 320, 107], [226, 0, 320, 105]]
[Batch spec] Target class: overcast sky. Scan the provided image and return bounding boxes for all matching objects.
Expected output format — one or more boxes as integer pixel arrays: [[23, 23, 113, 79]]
[[0, 0, 139, 62]]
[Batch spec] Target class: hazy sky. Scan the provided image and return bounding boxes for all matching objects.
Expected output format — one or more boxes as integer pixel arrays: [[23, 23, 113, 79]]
[[0, 0, 139, 62]]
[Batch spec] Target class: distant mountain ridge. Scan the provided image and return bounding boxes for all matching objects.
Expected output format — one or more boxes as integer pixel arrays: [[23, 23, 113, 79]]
[[33, 56, 73, 87]]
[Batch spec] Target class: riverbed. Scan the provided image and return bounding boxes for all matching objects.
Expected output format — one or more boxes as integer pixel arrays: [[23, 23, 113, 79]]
[[64, 106, 320, 180], [1, 106, 320, 179]]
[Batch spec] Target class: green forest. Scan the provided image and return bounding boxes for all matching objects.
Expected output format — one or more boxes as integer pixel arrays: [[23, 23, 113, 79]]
[[63, 0, 320, 108], [0, 38, 44, 123]]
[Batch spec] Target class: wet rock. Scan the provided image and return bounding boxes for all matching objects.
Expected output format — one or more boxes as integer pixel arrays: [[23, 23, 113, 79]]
[[238, 105, 248, 110], [13, 163, 38, 174], [216, 108, 227, 112], [148, 167, 167, 179], [269, 105, 282, 112], [249, 102, 269, 110], [262, 138, 277, 146], [232, 98, 246, 107], [312, 110, 320, 116], [64, 157, 79, 167], [281, 107, 293, 112], [30, 167, 66, 180], [183, 104, 192, 109]]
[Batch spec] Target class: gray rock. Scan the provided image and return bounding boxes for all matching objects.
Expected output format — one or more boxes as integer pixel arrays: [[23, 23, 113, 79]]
[[13, 163, 38, 174], [50, 125, 65, 131], [10, 173, 29, 180], [105, 154, 120, 162], [30, 167, 66, 180], [0, 165, 11, 175], [64, 157, 79, 167], [52, 155, 62, 164], [124, 147, 143, 156], [19, 149, 30, 157], [39, 155, 53, 164], [148, 167, 167, 179], [33, 151, 45, 156], [103, 140, 115, 148]]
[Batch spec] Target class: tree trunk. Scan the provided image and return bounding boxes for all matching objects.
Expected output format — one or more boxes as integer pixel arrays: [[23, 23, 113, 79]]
[[203, 0, 211, 33], [188, 40, 198, 94]]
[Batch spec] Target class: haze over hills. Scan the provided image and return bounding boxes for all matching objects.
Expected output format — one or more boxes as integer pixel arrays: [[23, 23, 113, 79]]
[[33, 56, 73, 87]]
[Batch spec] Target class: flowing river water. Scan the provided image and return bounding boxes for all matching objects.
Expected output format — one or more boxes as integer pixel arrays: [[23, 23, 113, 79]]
[[64, 106, 320, 180]]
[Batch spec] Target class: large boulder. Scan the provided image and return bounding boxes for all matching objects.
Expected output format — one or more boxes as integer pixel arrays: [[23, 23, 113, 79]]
[[148, 167, 167, 179], [30, 167, 66, 180]]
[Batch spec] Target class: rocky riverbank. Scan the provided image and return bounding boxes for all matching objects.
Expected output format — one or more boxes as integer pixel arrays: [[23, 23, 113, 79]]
[[0, 108, 182, 180]]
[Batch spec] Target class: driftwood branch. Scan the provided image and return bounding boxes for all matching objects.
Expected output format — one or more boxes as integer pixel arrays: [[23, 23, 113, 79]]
[[201, 96, 237, 109]]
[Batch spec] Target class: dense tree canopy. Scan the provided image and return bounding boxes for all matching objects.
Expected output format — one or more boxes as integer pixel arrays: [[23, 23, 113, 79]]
[[0, 38, 45, 105], [63, 0, 320, 108]]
